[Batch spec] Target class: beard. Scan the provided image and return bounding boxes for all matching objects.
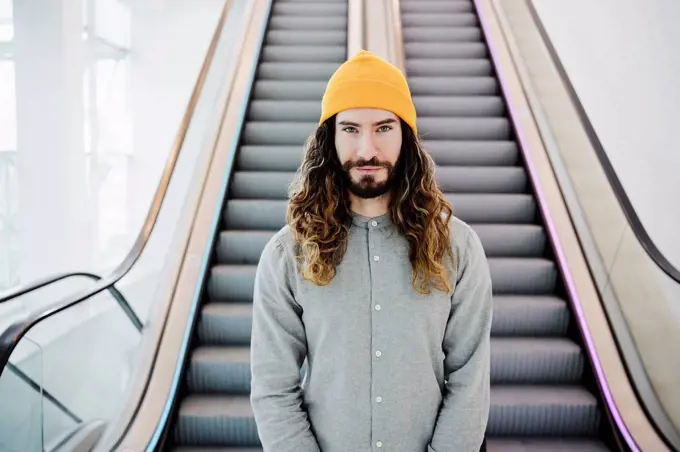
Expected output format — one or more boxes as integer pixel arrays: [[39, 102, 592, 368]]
[[341, 157, 396, 199]]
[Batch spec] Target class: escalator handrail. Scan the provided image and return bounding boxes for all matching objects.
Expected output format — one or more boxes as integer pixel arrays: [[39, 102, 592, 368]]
[[524, 5, 680, 286], [0, 0, 233, 377], [0, 272, 142, 331]]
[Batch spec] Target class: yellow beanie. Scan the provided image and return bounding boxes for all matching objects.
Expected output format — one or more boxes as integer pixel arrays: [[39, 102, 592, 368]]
[[319, 50, 417, 134]]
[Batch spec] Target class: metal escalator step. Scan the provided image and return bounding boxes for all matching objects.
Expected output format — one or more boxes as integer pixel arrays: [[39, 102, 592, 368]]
[[215, 224, 546, 265], [230, 166, 527, 200], [272, 2, 347, 15], [268, 16, 346, 31], [435, 166, 528, 192], [403, 27, 481, 43], [187, 339, 582, 396], [252, 81, 326, 101], [488, 386, 601, 437], [243, 121, 317, 145], [423, 140, 519, 166], [236, 141, 519, 171], [174, 387, 600, 446], [265, 30, 346, 46], [400, 0, 474, 14], [188, 346, 251, 394], [206, 258, 555, 302], [489, 258, 557, 295], [413, 96, 505, 117], [493, 296, 569, 337], [408, 77, 499, 96], [401, 13, 477, 27], [214, 225, 544, 265], [471, 225, 546, 257], [199, 303, 253, 346], [247, 100, 320, 122], [172, 439, 612, 452], [236, 146, 303, 171], [487, 439, 610, 451], [175, 395, 257, 447], [407, 58, 492, 76], [223, 194, 536, 230], [208, 266, 256, 303], [261, 45, 346, 63], [257, 62, 340, 81], [197, 296, 569, 349], [405, 42, 487, 58], [491, 338, 584, 384], [419, 117, 510, 140]]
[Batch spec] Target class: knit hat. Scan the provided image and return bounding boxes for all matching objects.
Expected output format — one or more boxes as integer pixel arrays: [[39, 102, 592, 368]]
[[319, 50, 418, 134]]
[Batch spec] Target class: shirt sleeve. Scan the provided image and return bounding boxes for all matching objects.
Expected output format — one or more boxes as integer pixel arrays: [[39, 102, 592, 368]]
[[428, 226, 493, 452], [250, 235, 321, 452]]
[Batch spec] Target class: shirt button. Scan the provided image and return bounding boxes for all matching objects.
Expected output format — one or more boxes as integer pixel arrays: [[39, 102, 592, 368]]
[[373, 255, 380, 262], [375, 350, 382, 357], [376, 396, 383, 403], [377, 441, 383, 448], [375, 304, 381, 311], [371, 220, 378, 227]]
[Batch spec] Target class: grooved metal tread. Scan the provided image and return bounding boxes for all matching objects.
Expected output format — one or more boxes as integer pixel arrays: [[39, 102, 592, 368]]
[[170, 0, 612, 449]]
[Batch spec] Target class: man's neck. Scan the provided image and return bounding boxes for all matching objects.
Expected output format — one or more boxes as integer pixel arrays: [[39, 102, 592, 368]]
[[349, 193, 390, 218]]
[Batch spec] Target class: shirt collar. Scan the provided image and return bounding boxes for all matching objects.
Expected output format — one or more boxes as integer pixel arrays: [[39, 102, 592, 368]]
[[351, 211, 393, 230]]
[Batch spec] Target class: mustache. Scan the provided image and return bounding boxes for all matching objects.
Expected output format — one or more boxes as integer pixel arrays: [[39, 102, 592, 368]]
[[342, 157, 392, 170]]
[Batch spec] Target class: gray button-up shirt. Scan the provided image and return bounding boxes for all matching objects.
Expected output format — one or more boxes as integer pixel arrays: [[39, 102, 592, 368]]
[[250, 212, 493, 452]]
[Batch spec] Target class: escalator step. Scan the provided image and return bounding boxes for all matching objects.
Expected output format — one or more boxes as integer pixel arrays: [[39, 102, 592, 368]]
[[236, 141, 520, 171], [256, 62, 340, 81], [230, 166, 528, 199], [186, 339, 583, 395], [265, 30, 346, 46], [215, 224, 546, 263], [272, 2, 347, 15], [197, 295, 570, 348], [403, 26, 482, 43], [206, 258, 557, 302], [172, 441, 612, 452], [400, 1, 475, 14], [268, 16, 346, 31], [406, 58, 493, 76], [174, 388, 600, 446], [405, 42, 488, 59], [413, 95, 506, 117], [409, 77, 499, 96], [401, 13, 478, 27], [223, 195, 537, 229], [261, 45, 346, 63]]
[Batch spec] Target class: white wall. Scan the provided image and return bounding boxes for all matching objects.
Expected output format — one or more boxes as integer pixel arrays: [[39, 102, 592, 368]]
[[532, 0, 680, 269], [126, 0, 224, 238]]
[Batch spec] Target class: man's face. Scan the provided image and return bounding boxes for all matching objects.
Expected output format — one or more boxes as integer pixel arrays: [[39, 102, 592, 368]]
[[334, 108, 403, 199]]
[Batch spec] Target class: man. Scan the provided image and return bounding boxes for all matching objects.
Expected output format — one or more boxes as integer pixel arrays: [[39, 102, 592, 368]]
[[250, 50, 493, 452]]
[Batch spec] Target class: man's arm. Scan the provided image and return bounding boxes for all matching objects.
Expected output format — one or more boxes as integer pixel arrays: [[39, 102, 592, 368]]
[[428, 227, 493, 452], [250, 235, 320, 452]]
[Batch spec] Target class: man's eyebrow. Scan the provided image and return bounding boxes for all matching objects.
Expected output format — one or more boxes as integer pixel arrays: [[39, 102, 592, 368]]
[[337, 118, 397, 127]]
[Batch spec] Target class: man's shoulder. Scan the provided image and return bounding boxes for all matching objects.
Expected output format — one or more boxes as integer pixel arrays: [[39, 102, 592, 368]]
[[262, 224, 297, 258], [448, 215, 474, 251]]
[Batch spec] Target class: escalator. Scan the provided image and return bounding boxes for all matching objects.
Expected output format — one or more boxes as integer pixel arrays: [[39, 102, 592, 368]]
[[167, 0, 349, 449], [165, 0, 618, 450], [397, 0, 615, 450]]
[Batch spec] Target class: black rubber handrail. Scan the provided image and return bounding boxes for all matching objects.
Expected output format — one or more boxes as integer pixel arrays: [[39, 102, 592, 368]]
[[0, 272, 142, 331], [0, 0, 232, 379], [525, 6, 680, 286]]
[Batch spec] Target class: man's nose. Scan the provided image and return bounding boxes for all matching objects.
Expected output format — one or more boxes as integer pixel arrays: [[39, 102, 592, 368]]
[[356, 132, 378, 160]]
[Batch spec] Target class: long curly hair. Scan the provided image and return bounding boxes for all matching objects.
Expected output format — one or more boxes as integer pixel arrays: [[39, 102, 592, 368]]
[[286, 116, 455, 295]]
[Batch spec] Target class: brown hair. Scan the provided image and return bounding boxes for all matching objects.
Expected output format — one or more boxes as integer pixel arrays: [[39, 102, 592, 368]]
[[286, 117, 454, 295]]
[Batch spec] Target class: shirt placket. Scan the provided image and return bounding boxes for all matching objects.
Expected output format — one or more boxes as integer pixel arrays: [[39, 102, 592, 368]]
[[368, 219, 386, 450]]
